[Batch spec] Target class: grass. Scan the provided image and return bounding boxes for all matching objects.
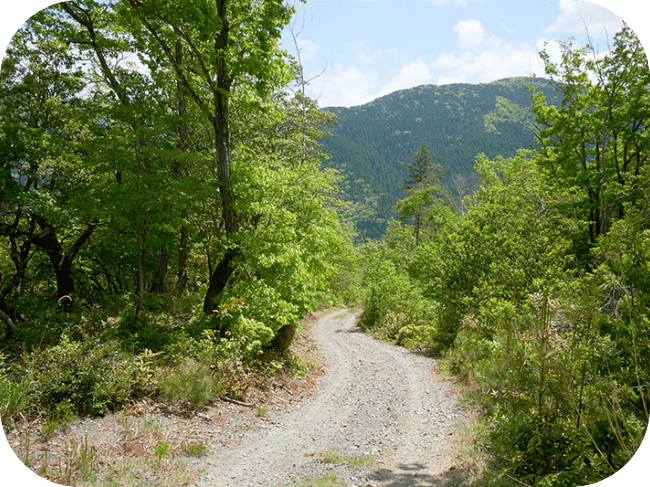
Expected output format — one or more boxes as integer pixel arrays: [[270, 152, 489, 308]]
[[0, 375, 33, 429], [16, 432, 202, 486], [320, 447, 375, 469], [16, 432, 99, 485], [4, 308, 327, 486], [280, 471, 346, 487], [11, 402, 213, 486], [78, 457, 202, 487], [180, 441, 207, 457]]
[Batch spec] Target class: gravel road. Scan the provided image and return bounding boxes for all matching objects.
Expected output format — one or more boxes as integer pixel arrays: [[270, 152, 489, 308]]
[[191, 309, 468, 486]]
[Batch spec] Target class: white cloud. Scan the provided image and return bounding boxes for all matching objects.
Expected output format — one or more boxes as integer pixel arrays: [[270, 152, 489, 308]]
[[545, 0, 623, 38], [535, 36, 565, 67], [453, 20, 486, 49], [432, 37, 540, 85], [309, 64, 379, 107], [375, 59, 433, 98], [500, 22, 516, 34], [309, 58, 434, 107], [535, 35, 609, 84], [355, 50, 389, 65], [436, 73, 468, 85], [296, 39, 320, 63]]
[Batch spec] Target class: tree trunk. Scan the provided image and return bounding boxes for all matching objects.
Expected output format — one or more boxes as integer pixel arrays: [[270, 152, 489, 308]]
[[175, 224, 189, 295], [125, 0, 239, 314], [149, 243, 169, 294], [8, 234, 33, 298], [202, 0, 240, 314], [32, 218, 96, 302], [270, 324, 297, 352], [203, 248, 238, 314]]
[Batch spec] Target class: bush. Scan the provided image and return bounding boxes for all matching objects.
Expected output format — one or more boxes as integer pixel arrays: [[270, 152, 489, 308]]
[[157, 360, 225, 407], [0, 353, 33, 429], [396, 324, 436, 350], [161, 333, 218, 366], [229, 316, 274, 360], [19, 335, 155, 416]]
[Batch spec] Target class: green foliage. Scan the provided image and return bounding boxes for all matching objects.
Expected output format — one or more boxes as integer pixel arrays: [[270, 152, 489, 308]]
[[321, 77, 563, 238], [320, 446, 375, 469], [157, 360, 225, 407], [17, 335, 156, 416], [531, 26, 650, 247], [396, 323, 436, 350], [358, 241, 437, 349], [283, 471, 346, 487], [0, 353, 33, 428], [371, 27, 650, 485]]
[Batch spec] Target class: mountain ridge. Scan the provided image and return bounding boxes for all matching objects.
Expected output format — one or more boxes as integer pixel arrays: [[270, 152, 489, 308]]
[[319, 76, 562, 239]]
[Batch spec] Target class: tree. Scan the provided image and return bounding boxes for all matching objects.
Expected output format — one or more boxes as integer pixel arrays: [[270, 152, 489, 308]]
[[115, 0, 296, 314], [530, 25, 650, 253], [0, 11, 99, 304], [395, 142, 445, 246]]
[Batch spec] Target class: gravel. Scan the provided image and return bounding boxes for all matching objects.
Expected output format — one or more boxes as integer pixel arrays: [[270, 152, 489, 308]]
[[190, 309, 469, 486]]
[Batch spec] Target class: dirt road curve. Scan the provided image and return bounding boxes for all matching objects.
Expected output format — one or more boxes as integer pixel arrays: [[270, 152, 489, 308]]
[[191, 309, 468, 486]]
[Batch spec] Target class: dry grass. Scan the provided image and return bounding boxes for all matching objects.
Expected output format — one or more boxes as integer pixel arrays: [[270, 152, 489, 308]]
[[5, 311, 327, 486]]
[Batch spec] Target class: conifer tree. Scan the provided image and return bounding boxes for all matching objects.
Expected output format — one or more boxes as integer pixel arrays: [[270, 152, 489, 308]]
[[396, 142, 445, 246]]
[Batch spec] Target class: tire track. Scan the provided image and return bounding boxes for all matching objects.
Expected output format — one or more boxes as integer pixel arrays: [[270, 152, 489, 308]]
[[192, 309, 467, 486]]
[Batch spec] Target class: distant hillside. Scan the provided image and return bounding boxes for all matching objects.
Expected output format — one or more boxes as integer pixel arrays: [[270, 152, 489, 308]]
[[320, 77, 562, 239]]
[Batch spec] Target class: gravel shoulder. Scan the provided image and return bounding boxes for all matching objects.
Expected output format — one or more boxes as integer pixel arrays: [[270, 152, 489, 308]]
[[191, 309, 469, 486]]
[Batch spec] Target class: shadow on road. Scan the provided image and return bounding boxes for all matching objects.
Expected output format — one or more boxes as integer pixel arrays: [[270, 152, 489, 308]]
[[369, 463, 467, 486], [332, 325, 365, 334]]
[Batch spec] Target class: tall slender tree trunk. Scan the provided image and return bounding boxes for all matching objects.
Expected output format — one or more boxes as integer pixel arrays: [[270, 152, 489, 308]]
[[203, 0, 239, 314], [173, 40, 190, 297], [175, 224, 189, 295]]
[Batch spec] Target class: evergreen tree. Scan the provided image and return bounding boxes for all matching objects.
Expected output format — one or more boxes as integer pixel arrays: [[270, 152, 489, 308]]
[[396, 142, 445, 246]]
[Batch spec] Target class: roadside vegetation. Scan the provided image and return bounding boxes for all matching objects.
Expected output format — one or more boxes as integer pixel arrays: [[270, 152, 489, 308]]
[[0, 0, 360, 484], [357, 26, 650, 487]]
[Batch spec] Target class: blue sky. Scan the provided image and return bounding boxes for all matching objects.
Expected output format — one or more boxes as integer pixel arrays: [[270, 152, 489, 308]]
[[279, 0, 642, 106]]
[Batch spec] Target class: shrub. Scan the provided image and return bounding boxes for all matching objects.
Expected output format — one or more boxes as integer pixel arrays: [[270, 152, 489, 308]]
[[371, 310, 408, 342], [161, 333, 218, 366], [230, 316, 274, 360], [0, 353, 33, 429], [19, 335, 155, 416], [156, 360, 225, 407], [396, 324, 436, 350]]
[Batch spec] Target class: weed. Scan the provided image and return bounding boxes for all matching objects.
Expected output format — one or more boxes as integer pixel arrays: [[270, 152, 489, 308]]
[[119, 409, 136, 440], [18, 428, 32, 468], [255, 405, 268, 416], [146, 414, 163, 437], [79, 457, 202, 487], [181, 441, 207, 457], [0, 369, 33, 430], [157, 359, 225, 407], [281, 470, 345, 487], [320, 447, 375, 469], [155, 439, 170, 462], [19, 433, 99, 485], [42, 401, 76, 437], [68, 436, 99, 482]]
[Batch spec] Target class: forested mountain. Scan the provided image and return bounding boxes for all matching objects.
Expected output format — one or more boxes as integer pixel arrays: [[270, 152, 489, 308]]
[[320, 77, 563, 239]]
